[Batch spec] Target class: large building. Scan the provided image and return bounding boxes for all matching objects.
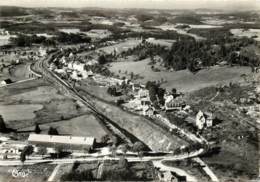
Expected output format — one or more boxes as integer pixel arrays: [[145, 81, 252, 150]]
[[28, 134, 95, 153]]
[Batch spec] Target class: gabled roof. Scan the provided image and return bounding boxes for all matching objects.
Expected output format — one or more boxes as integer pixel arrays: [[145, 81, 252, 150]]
[[28, 134, 95, 146]]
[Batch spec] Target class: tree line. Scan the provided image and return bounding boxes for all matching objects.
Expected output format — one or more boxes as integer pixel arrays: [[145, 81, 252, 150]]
[[10, 32, 91, 47]]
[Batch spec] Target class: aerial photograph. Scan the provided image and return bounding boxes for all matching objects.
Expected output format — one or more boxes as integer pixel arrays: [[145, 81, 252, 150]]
[[0, 0, 259, 181]]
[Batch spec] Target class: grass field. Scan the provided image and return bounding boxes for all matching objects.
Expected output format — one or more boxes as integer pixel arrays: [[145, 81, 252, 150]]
[[0, 79, 90, 130], [96, 39, 141, 55], [109, 59, 251, 92], [23, 114, 107, 141], [0, 104, 43, 121], [230, 28, 260, 41]]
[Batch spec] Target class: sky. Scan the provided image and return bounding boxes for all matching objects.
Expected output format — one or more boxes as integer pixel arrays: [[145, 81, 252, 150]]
[[0, 0, 259, 10]]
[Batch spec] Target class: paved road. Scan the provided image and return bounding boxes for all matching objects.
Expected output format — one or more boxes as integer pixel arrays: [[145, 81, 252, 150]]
[[193, 157, 219, 182]]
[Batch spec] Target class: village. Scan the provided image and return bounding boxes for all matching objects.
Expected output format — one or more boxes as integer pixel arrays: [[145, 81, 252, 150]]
[[0, 5, 259, 182]]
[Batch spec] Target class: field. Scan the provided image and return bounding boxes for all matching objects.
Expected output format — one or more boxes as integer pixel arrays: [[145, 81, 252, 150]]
[[0, 78, 108, 141], [146, 38, 176, 47], [0, 79, 90, 131], [0, 52, 32, 82], [96, 39, 141, 54], [0, 104, 43, 121], [230, 28, 260, 41], [22, 114, 107, 142], [109, 59, 251, 92]]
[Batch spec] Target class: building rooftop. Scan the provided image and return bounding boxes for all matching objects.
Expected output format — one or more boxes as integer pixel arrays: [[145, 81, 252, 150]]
[[28, 134, 95, 146]]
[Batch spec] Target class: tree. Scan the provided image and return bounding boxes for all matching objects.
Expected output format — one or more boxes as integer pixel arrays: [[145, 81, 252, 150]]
[[0, 115, 7, 132], [148, 84, 158, 103], [157, 87, 166, 105], [101, 134, 110, 145], [23, 145, 34, 156], [98, 55, 108, 65], [20, 151, 26, 163], [21, 145, 34, 161], [48, 127, 59, 135], [118, 156, 129, 169], [37, 146, 47, 157], [60, 170, 94, 181], [119, 144, 128, 155], [132, 141, 146, 154], [112, 136, 118, 147], [130, 72, 134, 80], [172, 88, 177, 95], [107, 86, 117, 96], [34, 123, 41, 134]]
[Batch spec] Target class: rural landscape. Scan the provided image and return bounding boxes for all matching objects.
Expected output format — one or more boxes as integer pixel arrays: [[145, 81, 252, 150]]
[[0, 2, 259, 182]]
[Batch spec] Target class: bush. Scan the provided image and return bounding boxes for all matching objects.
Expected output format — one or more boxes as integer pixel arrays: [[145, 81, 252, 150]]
[[60, 170, 94, 181]]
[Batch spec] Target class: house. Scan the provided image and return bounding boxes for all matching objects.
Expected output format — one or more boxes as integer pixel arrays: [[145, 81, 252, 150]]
[[204, 112, 214, 127], [196, 110, 206, 130], [137, 89, 149, 99], [141, 97, 151, 106], [165, 96, 185, 111], [28, 134, 95, 153], [143, 106, 155, 117], [196, 111, 214, 130], [38, 47, 47, 57], [0, 79, 13, 86], [158, 171, 178, 182], [132, 83, 142, 92]]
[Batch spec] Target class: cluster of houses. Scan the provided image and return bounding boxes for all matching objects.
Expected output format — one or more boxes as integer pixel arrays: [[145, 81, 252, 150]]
[[50, 54, 96, 80], [120, 82, 215, 130]]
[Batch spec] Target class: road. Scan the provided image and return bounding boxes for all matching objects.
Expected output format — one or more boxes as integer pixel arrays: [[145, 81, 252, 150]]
[[48, 164, 61, 182], [0, 149, 204, 166], [29, 49, 219, 181]]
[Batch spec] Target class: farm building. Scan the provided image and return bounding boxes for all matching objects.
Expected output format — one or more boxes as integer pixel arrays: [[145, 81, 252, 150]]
[[28, 134, 95, 153]]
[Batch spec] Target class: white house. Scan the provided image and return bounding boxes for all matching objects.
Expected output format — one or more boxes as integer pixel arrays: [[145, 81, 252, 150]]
[[204, 112, 214, 127], [196, 110, 206, 130], [196, 110, 214, 129], [38, 47, 47, 57], [137, 89, 149, 99]]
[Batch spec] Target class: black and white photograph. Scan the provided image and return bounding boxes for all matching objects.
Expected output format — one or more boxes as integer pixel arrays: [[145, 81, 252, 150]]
[[0, 0, 259, 181]]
